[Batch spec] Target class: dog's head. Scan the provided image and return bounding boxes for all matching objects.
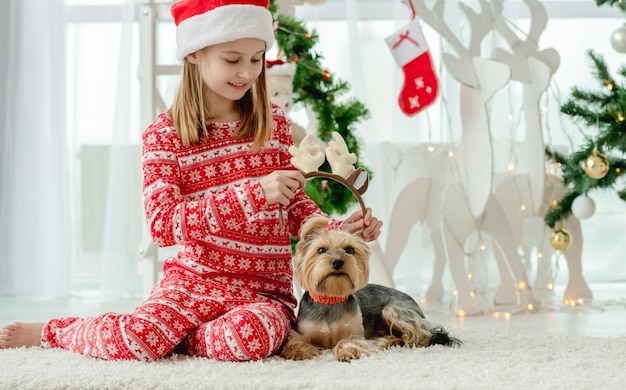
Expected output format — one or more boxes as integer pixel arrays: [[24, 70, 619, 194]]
[[293, 216, 370, 297]]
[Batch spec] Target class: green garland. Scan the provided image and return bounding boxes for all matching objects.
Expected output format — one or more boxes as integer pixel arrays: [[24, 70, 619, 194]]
[[269, 2, 371, 217], [545, 50, 626, 227]]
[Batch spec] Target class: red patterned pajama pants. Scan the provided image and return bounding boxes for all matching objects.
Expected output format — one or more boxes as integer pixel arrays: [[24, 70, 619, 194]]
[[41, 261, 293, 362]]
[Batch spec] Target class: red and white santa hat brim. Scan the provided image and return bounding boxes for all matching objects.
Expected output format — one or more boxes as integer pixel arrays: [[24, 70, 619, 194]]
[[171, 0, 275, 62]]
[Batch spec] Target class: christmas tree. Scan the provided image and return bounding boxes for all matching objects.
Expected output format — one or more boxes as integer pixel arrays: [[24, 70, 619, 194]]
[[544, 1, 626, 228], [545, 50, 626, 228], [269, 1, 371, 217]]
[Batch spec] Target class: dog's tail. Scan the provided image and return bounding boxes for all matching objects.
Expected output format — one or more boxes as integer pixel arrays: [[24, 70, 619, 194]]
[[382, 306, 462, 348], [428, 326, 462, 348]]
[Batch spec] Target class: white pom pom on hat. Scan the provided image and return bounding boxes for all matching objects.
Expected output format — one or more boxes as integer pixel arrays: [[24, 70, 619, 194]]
[[171, 0, 275, 62]]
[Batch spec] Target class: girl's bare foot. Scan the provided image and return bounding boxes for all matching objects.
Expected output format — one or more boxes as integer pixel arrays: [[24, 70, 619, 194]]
[[0, 322, 44, 349]]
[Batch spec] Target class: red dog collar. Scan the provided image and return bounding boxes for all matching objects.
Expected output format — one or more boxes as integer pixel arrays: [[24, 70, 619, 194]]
[[309, 292, 350, 304]]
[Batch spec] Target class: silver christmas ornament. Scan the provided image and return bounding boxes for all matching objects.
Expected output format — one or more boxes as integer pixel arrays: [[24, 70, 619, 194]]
[[572, 195, 596, 220], [611, 23, 626, 54]]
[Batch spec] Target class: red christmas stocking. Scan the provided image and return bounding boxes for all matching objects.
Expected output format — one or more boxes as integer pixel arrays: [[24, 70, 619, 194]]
[[386, 19, 438, 117]]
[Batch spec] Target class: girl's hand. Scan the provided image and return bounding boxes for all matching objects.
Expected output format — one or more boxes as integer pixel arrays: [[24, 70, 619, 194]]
[[342, 207, 382, 242], [259, 170, 306, 206]]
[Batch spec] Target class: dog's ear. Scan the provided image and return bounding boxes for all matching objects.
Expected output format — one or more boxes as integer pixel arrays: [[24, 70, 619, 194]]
[[299, 216, 329, 242]]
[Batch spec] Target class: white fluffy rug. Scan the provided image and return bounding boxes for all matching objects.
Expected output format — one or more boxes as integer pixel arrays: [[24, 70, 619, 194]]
[[1, 328, 624, 390]]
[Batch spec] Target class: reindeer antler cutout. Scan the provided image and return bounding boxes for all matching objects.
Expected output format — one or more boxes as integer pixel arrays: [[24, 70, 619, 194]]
[[289, 132, 369, 217]]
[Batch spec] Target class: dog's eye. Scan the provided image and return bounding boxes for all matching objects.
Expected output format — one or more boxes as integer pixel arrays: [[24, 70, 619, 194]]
[[344, 247, 354, 255], [317, 247, 327, 255]]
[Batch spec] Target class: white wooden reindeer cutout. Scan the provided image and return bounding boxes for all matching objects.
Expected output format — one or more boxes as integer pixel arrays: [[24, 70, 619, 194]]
[[406, 0, 511, 219], [492, 0, 560, 215], [493, 173, 592, 306], [384, 145, 537, 315], [489, 1, 591, 306], [384, 0, 541, 315]]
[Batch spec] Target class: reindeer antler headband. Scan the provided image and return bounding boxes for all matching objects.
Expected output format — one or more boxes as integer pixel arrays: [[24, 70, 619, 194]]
[[289, 132, 369, 217]]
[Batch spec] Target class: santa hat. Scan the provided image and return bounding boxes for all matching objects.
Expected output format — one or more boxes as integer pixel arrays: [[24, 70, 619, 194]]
[[171, 0, 275, 62]]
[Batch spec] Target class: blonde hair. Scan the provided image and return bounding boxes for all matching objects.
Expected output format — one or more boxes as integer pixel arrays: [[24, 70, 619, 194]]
[[169, 53, 274, 151]]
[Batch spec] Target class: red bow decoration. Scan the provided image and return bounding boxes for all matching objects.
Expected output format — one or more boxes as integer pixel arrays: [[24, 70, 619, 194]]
[[392, 30, 419, 50]]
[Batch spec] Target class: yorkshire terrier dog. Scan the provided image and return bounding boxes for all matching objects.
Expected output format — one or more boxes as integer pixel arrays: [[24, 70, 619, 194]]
[[281, 217, 461, 362]]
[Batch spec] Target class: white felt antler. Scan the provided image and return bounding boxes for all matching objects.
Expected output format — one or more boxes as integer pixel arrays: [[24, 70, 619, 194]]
[[326, 132, 357, 179], [289, 134, 325, 173], [288, 131, 369, 217]]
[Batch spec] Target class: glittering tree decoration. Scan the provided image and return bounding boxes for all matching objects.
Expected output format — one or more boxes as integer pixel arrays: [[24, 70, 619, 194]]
[[269, 1, 371, 216], [545, 50, 626, 228]]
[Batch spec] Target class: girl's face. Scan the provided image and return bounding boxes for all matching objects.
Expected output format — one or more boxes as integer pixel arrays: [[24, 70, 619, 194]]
[[188, 38, 266, 105]]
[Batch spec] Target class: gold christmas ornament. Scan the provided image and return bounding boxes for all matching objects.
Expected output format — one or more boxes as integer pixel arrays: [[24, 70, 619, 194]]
[[550, 228, 572, 251], [584, 149, 609, 179]]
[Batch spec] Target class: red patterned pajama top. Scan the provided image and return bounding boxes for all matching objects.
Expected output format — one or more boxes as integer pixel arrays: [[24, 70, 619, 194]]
[[142, 106, 325, 309]]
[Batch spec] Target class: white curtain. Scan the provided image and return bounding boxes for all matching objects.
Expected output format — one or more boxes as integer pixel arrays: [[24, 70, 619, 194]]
[[98, 0, 143, 297], [0, 0, 71, 297], [1, 0, 143, 298], [67, 0, 143, 298]]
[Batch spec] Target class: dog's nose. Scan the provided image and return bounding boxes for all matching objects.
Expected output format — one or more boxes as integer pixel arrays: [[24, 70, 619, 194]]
[[331, 259, 344, 270]]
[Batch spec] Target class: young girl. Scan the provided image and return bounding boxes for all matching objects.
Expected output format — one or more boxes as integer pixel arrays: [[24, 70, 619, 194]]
[[0, 0, 382, 362]]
